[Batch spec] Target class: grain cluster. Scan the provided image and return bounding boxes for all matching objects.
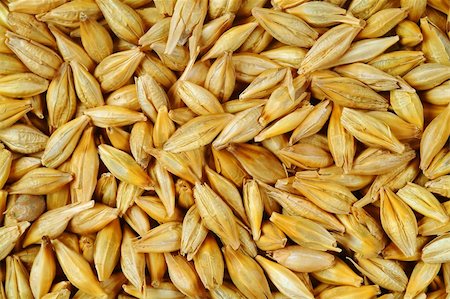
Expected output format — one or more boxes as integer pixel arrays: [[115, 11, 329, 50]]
[[0, 0, 450, 298]]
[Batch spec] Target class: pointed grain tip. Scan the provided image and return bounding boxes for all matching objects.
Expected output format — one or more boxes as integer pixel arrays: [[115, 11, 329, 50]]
[[258, 116, 268, 127], [251, 7, 262, 17], [143, 146, 157, 156]]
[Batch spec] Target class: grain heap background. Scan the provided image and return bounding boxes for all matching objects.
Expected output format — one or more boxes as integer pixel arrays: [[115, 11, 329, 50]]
[[0, 0, 450, 298]]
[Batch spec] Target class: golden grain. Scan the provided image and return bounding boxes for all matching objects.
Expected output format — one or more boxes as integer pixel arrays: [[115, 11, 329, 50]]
[[0, 2, 449, 297]]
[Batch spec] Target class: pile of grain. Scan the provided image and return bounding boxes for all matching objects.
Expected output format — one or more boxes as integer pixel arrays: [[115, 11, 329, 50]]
[[0, 0, 450, 298]]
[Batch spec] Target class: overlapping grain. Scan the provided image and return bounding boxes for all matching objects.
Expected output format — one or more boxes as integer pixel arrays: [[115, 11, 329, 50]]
[[0, 1, 449, 297]]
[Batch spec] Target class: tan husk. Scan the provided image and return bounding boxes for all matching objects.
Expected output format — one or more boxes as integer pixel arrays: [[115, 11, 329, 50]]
[[193, 182, 240, 249], [52, 239, 106, 297], [5, 31, 63, 79], [0, 2, 449, 297], [96, 0, 145, 44], [98, 144, 154, 190]]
